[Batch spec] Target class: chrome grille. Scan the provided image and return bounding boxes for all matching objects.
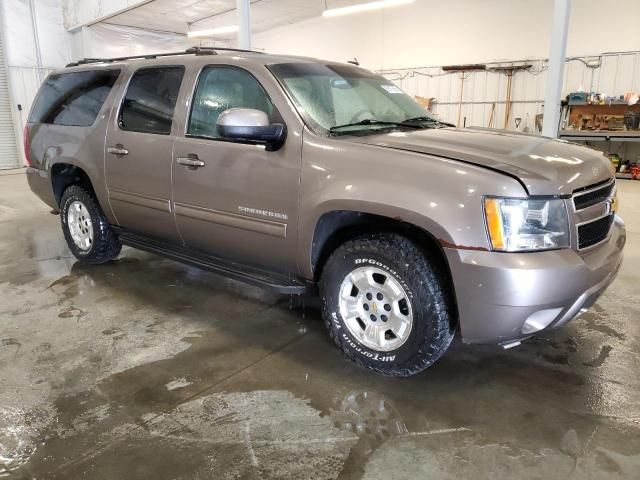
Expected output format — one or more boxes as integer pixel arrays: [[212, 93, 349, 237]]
[[578, 214, 614, 249], [573, 179, 614, 210], [572, 178, 616, 250]]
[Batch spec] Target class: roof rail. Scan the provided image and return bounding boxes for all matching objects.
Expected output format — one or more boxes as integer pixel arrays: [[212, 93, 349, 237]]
[[186, 46, 264, 55], [65, 46, 263, 68]]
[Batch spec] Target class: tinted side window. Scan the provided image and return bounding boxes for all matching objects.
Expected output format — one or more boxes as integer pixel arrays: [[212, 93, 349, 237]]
[[188, 66, 275, 139], [119, 67, 184, 135], [29, 70, 120, 126]]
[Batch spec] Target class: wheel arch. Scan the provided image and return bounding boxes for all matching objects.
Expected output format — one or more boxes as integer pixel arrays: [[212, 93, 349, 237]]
[[309, 210, 458, 316], [311, 209, 446, 272], [50, 162, 97, 207]]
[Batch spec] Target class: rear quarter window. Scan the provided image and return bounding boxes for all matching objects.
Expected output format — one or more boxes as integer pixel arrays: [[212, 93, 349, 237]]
[[29, 70, 120, 126]]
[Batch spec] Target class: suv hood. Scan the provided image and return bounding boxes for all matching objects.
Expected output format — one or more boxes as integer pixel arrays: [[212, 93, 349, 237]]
[[350, 128, 613, 195]]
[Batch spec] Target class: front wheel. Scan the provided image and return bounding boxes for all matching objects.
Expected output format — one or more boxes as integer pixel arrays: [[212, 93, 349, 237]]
[[60, 185, 121, 264], [320, 233, 456, 376]]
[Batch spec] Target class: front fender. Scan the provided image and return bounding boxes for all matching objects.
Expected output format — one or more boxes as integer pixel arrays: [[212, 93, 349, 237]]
[[297, 132, 527, 278]]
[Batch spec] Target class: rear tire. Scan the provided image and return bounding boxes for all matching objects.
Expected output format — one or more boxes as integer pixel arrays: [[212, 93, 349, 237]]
[[320, 233, 456, 377], [60, 185, 121, 264]]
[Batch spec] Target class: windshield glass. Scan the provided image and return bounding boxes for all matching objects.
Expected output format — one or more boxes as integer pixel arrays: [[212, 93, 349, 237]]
[[269, 62, 437, 135]]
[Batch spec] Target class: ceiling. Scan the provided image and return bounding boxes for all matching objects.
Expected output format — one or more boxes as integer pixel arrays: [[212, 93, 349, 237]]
[[103, 0, 371, 37]]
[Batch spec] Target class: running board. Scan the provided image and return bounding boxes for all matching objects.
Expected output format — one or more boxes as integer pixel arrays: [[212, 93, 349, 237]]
[[114, 229, 311, 295]]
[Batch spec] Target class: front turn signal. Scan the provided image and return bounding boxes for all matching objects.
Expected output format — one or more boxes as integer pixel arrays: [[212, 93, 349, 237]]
[[484, 198, 505, 250]]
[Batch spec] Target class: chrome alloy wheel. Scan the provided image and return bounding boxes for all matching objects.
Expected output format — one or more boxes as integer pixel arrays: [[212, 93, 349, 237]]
[[67, 201, 93, 251], [338, 266, 413, 352]]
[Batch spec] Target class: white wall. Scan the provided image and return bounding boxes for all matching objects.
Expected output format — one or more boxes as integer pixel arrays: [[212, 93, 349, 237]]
[[377, 51, 639, 131], [1, 0, 189, 166], [63, 0, 148, 31], [71, 23, 192, 60], [254, 0, 640, 162], [3, 0, 640, 166], [0, 0, 73, 165], [254, 0, 640, 70]]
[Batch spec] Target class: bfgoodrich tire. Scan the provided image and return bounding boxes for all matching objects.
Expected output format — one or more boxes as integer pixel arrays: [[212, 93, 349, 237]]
[[60, 185, 121, 264], [320, 233, 456, 377]]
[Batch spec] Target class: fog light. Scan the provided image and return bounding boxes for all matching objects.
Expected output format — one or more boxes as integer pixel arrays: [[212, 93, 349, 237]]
[[522, 308, 563, 334]]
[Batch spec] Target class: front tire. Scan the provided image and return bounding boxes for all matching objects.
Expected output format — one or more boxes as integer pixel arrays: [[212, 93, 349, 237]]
[[320, 233, 456, 376], [60, 185, 121, 264]]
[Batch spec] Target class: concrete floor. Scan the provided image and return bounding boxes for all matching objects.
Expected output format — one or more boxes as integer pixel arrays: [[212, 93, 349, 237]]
[[0, 169, 639, 479]]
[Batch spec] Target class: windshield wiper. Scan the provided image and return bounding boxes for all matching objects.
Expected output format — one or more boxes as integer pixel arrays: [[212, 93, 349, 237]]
[[329, 118, 421, 133], [400, 116, 453, 127]]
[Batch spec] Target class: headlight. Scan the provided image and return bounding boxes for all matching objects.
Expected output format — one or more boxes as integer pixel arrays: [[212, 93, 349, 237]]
[[484, 197, 570, 251]]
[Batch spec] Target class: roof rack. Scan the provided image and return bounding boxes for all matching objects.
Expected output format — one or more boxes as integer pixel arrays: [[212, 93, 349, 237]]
[[65, 46, 263, 68]]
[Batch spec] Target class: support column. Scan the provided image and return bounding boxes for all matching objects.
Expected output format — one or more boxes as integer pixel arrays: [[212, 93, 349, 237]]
[[28, 0, 44, 82], [237, 0, 251, 50], [542, 0, 571, 138]]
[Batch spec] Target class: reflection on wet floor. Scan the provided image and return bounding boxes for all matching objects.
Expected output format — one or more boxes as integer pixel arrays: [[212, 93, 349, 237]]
[[1, 172, 639, 479]]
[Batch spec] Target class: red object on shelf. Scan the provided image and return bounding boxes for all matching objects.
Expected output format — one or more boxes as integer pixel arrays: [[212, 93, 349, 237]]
[[630, 165, 640, 180]]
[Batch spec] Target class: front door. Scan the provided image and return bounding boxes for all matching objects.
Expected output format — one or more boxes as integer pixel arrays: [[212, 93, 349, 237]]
[[105, 66, 185, 242], [172, 65, 300, 272]]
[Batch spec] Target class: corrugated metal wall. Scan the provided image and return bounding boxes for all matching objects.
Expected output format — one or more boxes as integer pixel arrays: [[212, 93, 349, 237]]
[[4, 65, 55, 167], [0, 26, 19, 170], [381, 51, 640, 132]]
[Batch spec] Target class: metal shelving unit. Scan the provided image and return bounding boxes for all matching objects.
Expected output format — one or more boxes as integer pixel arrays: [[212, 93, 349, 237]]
[[558, 131, 640, 142]]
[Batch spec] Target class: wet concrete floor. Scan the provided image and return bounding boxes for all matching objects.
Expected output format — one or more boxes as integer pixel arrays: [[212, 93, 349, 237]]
[[0, 169, 639, 479]]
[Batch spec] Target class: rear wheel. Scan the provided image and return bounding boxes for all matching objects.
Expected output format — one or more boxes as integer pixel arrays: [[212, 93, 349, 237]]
[[60, 185, 121, 264], [320, 233, 456, 376]]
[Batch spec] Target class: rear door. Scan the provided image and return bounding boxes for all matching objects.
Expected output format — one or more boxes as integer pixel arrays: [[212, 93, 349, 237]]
[[172, 65, 301, 272], [105, 65, 185, 242]]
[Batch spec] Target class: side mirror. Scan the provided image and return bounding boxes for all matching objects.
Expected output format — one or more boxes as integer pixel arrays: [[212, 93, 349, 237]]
[[216, 108, 286, 151]]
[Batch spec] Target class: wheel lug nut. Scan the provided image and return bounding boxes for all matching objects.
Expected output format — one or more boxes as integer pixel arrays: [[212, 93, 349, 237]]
[[381, 315, 388, 322], [384, 304, 391, 311], [363, 304, 369, 311], [366, 293, 373, 300], [370, 314, 376, 321], [377, 293, 383, 301]]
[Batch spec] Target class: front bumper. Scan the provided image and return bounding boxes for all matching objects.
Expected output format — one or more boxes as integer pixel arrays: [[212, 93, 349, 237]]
[[444, 215, 626, 344]]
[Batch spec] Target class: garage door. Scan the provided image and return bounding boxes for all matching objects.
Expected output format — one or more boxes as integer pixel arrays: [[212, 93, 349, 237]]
[[0, 29, 19, 170]]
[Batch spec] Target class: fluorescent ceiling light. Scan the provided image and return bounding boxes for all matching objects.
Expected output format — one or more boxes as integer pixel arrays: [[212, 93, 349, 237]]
[[187, 25, 239, 37], [323, 0, 414, 18]]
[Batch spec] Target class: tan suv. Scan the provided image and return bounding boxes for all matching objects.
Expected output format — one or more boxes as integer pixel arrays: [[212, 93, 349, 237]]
[[25, 47, 625, 376]]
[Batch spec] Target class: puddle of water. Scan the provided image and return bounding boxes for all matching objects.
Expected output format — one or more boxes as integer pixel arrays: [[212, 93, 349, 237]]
[[0, 406, 48, 477], [165, 378, 193, 391]]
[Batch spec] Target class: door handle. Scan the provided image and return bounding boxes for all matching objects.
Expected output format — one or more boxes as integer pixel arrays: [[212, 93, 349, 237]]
[[177, 156, 205, 168], [107, 144, 129, 156]]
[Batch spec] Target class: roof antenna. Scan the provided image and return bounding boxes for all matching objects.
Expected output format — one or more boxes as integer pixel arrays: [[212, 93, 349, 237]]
[[347, 57, 360, 66]]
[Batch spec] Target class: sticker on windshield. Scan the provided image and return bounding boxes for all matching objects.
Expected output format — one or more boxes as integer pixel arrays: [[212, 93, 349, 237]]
[[381, 84, 404, 94]]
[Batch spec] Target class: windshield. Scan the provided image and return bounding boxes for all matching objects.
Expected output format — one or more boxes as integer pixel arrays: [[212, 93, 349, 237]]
[[269, 62, 438, 135]]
